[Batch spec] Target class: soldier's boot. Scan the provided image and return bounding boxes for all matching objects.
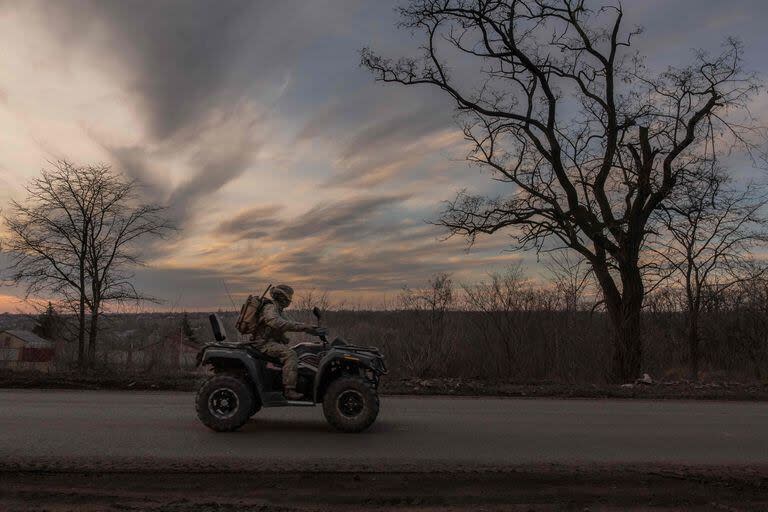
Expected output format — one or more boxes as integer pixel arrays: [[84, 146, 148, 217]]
[[284, 387, 303, 401]]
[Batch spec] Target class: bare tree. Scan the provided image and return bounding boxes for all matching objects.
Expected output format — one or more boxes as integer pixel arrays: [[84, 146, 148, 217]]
[[399, 273, 455, 376], [543, 250, 593, 311], [729, 275, 768, 380], [2, 161, 174, 369], [462, 264, 544, 377], [652, 167, 768, 380], [296, 288, 333, 313], [3, 161, 99, 366], [362, 0, 761, 381]]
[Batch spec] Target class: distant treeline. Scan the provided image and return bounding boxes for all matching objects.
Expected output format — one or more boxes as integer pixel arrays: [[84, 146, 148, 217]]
[[4, 269, 766, 383]]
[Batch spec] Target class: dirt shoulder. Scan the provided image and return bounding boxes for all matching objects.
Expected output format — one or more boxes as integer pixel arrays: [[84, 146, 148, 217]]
[[1, 370, 767, 400], [1, 465, 767, 511], [385, 376, 768, 400]]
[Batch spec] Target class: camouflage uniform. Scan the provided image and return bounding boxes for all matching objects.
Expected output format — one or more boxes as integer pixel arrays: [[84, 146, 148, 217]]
[[250, 285, 316, 393]]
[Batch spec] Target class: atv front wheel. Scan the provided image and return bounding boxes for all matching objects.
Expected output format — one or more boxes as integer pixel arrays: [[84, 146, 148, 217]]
[[322, 376, 379, 433], [195, 374, 254, 432]]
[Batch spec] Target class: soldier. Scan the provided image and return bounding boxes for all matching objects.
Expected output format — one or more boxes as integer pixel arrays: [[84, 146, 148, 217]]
[[250, 284, 326, 400]]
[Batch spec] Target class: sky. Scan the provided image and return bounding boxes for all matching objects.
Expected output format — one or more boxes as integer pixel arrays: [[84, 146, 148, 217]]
[[0, 0, 767, 312]]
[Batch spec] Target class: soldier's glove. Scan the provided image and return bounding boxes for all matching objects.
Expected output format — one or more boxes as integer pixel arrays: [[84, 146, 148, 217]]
[[308, 327, 328, 337]]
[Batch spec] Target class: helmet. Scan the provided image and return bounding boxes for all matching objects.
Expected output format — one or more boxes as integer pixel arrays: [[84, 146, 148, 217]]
[[270, 284, 294, 307]]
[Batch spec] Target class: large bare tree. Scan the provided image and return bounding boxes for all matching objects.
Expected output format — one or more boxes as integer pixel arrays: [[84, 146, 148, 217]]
[[362, 0, 761, 381], [3, 161, 174, 369]]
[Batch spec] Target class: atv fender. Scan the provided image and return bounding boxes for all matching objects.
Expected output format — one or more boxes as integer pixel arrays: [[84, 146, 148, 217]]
[[313, 352, 378, 403], [198, 346, 264, 403]]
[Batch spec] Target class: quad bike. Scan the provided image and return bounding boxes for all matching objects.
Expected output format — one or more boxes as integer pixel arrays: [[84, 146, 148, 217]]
[[195, 307, 387, 433]]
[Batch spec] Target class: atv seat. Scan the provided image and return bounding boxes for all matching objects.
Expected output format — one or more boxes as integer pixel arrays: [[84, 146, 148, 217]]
[[207, 314, 283, 365], [204, 342, 282, 366], [245, 346, 282, 366]]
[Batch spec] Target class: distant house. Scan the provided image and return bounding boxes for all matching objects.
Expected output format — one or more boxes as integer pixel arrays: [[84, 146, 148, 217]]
[[0, 330, 55, 372]]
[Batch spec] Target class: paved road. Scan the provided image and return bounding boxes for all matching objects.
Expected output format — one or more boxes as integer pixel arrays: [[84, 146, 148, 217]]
[[1, 389, 766, 471]]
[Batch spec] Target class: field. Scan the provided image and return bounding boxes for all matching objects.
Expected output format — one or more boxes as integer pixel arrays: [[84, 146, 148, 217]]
[[2, 307, 767, 389]]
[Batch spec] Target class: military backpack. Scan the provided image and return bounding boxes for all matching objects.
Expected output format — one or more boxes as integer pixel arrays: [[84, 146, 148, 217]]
[[235, 285, 272, 335]]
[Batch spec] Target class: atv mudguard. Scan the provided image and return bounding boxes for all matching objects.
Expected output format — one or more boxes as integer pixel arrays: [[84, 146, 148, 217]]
[[198, 346, 267, 404], [312, 349, 381, 402]]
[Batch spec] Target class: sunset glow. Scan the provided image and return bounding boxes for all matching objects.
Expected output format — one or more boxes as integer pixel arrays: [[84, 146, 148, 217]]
[[1, 0, 766, 311]]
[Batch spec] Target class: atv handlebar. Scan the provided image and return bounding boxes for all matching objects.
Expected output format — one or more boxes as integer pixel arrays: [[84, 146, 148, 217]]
[[314, 328, 328, 345], [310, 306, 328, 346]]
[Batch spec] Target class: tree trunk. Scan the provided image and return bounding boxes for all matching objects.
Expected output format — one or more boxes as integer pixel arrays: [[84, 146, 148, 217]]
[[77, 268, 86, 371], [77, 233, 88, 371], [612, 267, 644, 383], [594, 261, 644, 383], [609, 303, 643, 383], [77, 297, 86, 370], [87, 306, 99, 369], [687, 310, 700, 382]]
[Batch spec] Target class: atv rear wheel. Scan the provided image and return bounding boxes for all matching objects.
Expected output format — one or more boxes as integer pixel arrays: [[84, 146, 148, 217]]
[[195, 374, 254, 432], [322, 376, 379, 433]]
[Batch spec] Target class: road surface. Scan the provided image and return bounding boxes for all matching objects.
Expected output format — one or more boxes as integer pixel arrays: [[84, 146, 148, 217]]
[[1, 389, 766, 471]]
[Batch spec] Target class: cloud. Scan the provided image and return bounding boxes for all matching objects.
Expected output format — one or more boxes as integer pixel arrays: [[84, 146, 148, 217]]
[[101, 97, 271, 229], [213, 192, 413, 244], [274, 194, 410, 241], [105, 145, 170, 203], [324, 128, 465, 189], [201, 191, 517, 297], [26, 0, 257, 139], [258, 227, 518, 293], [298, 88, 460, 189], [10, 0, 355, 230], [131, 265, 252, 311], [24, 0, 364, 140], [338, 106, 454, 162], [217, 205, 283, 240]]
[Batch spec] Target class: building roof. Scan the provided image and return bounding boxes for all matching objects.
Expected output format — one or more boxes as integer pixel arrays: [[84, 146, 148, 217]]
[[1, 330, 54, 348]]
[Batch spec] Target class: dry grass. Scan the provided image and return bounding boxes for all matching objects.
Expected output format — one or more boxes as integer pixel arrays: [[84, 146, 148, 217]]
[[9, 270, 767, 385]]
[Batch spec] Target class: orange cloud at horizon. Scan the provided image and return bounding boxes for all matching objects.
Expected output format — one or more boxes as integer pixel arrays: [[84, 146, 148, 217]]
[[0, 294, 35, 314]]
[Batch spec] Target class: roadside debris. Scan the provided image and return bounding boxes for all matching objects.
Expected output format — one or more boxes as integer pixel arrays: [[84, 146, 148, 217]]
[[636, 373, 654, 385]]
